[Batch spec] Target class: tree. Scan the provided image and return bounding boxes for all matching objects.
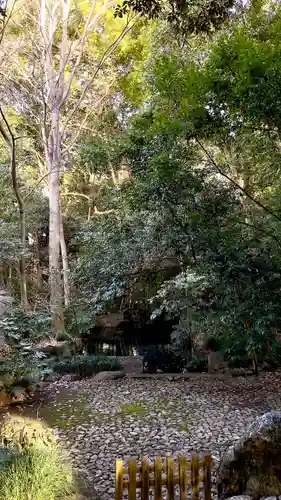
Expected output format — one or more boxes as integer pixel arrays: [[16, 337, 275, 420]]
[[0, 108, 28, 309], [115, 0, 235, 34], [71, 0, 281, 363], [1, 0, 142, 335]]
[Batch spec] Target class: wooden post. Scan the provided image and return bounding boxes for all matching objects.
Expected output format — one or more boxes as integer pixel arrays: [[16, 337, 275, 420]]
[[115, 459, 124, 500], [203, 455, 212, 500], [179, 456, 188, 500], [116, 454, 212, 500], [154, 457, 163, 500], [128, 459, 137, 500], [191, 455, 199, 500], [167, 457, 175, 500], [141, 457, 150, 500]]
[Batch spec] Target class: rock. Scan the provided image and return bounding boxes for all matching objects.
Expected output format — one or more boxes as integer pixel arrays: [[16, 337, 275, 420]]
[[217, 411, 281, 500], [224, 497, 252, 500], [38, 341, 71, 358], [94, 370, 125, 381], [10, 386, 27, 402], [62, 373, 81, 382]]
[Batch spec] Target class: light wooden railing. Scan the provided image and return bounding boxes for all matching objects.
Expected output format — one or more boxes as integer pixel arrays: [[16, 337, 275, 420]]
[[115, 454, 212, 500]]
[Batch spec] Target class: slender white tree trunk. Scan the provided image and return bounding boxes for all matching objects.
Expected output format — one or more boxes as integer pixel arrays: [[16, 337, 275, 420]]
[[48, 159, 64, 332], [60, 208, 70, 306]]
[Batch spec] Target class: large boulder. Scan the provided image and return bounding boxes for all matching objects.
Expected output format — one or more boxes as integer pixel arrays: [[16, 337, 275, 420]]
[[94, 370, 125, 381], [38, 341, 72, 358], [217, 411, 281, 500]]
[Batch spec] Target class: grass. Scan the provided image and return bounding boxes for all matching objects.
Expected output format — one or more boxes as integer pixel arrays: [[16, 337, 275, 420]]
[[0, 445, 75, 500], [179, 421, 189, 434], [119, 403, 148, 416]]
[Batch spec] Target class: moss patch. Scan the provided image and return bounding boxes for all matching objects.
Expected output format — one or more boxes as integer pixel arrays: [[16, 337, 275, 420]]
[[119, 403, 148, 416], [179, 421, 189, 434], [1, 389, 103, 431], [38, 392, 92, 430]]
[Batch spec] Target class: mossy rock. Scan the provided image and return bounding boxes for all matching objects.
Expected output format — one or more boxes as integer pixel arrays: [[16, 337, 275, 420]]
[[0, 415, 56, 450], [39, 341, 72, 358], [0, 373, 15, 387]]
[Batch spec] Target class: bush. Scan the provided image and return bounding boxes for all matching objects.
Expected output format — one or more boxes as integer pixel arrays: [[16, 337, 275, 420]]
[[0, 445, 74, 500], [0, 309, 51, 344], [0, 416, 56, 450], [52, 354, 121, 378], [142, 345, 186, 373]]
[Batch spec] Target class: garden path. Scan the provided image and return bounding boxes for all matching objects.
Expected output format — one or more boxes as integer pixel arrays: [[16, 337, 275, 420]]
[[20, 370, 281, 499]]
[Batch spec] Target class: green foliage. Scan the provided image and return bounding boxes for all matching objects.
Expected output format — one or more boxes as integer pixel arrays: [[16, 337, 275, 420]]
[[4, 0, 281, 371], [206, 5, 281, 130], [119, 402, 147, 416], [115, 0, 235, 34], [0, 309, 53, 400], [64, 301, 97, 337], [0, 445, 74, 500], [52, 355, 121, 378], [0, 308, 51, 344]]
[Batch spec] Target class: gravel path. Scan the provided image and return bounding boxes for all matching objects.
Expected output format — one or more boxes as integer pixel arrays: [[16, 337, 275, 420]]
[[45, 371, 281, 499]]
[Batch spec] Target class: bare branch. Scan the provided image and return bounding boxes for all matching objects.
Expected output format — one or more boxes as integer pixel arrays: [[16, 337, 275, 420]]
[[23, 170, 61, 201], [62, 82, 115, 154], [0, 0, 17, 46], [92, 206, 117, 215], [61, 0, 98, 105], [0, 105, 28, 308], [61, 13, 141, 138], [60, 192, 90, 200], [195, 137, 281, 223]]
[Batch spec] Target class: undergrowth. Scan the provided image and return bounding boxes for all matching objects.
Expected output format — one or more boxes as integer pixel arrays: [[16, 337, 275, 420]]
[[52, 355, 121, 378], [0, 445, 74, 500]]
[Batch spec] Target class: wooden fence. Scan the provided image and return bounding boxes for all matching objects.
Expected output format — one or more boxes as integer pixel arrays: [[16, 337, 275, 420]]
[[115, 455, 212, 500]]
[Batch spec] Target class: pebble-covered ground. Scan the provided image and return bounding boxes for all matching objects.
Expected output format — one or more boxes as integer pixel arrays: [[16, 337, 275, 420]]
[[35, 370, 281, 500]]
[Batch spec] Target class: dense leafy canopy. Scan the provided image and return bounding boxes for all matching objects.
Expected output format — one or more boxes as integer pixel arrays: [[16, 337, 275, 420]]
[[1, 0, 281, 367]]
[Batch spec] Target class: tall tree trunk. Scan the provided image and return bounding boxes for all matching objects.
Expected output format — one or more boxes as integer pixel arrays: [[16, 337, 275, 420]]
[[60, 208, 70, 307], [18, 199, 28, 310], [33, 232, 42, 289], [0, 109, 28, 310], [48, 139, 65, 335]]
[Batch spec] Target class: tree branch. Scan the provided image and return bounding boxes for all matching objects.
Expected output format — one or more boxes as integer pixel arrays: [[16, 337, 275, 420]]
[[195, 137, 281, 223], [0, 0, 16, 46], [227, 217, 281, 245], [61, 0, 98, 105], [60, 192, 90, 200], [61, 13, 141, 138], [23, 170, 62, 201]]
